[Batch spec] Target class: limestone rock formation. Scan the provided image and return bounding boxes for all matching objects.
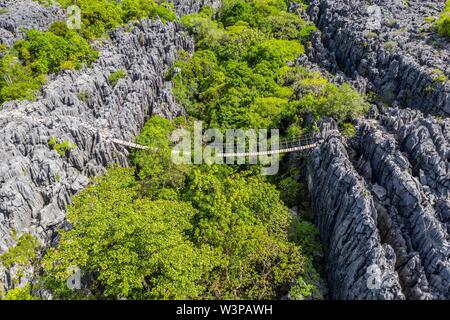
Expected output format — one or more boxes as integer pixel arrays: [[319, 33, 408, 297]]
[[308, 108, 450, 299], [307, 0, 450, 116], [308, 131, 405, 300], [170, 0, 222, 16], [303, 0, 450, 300], [0, 0, 64, 47]]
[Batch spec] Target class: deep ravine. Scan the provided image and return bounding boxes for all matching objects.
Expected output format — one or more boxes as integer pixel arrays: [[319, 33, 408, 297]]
[[305, 0, 450, 299]]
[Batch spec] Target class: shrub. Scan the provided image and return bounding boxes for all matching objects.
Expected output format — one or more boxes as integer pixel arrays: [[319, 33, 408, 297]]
[[2, 284, 37, 301], [437, 0, 450, 37], [14, 29, 98, 74], [365, 31, 378, 39], [108, 69, 127, 87], [341, 122, 357, 137], [0, 233, 40, 300], [77, 91, 90, 104], [48, 137, 75, 156], [383, 41, 397, 52], [431, 68, 448, 83], [0, 233, 40, 271], [0, 54, 46, 103]]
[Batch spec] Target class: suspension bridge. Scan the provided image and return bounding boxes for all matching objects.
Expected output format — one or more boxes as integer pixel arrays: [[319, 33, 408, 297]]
[[112, 134, 324, 157], [1, 110, 328, 157], [202, 135, 322, 158]]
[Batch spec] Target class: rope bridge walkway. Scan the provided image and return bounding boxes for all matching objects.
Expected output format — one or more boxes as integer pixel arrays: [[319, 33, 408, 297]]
[[1, 110, 325, 156], [117, 135, 324, 157], [63, 116, 325, 156], [213, 136, 322, 157]]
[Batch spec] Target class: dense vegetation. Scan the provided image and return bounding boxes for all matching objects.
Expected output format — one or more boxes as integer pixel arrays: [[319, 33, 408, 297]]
[[0, 26, 97, 102], [54, 0, 176, 39], [1, 0, 371, 300], [171, 2, 369, 131], [40, 116, 323, 300], [437, 0, 450, 38], [0, 0, 175, 104], [0, 233, 40, 300]]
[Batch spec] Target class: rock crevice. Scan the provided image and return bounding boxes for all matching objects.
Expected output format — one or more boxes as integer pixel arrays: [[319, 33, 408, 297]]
[[307, 0, 450, 116], [308, 109, 450, 299]]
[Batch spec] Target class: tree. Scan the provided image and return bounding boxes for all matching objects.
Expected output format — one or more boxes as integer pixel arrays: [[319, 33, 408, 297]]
[[172, 50, 225, 121], [247, 39, 304, 69], [246, 97, 289, 129], [0, 54, 46, 103], [42, 167, 216, 300], [221, 0, 255, 27], [14, 29, 98, 74], [0, 233, 41, 300], [41, 125, 321, 300], [288, 68, 369, 124], [0, 234, 40, 272], [132, 116, 191, 199], [320, 83, 370, 123], [183, 166, 305, 299], [2, 284, 37, 300]]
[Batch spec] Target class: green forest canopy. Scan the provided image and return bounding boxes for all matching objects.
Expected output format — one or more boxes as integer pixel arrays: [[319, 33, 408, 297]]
[[172, 2, 369, 131], [38, 0, 344, 300], [41, 117, 323, 300]]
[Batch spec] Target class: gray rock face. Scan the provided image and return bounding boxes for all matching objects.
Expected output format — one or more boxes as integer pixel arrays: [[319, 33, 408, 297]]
[[170, 0, 222, 16], [309, 109, 450, 299], [380, 108, 450, 199], [304, 0, 450, 299], [307, 0, 450, 116], [308, 132, 405, 300], [0, 0, 220, 292], [0, 0, 64, 47]]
